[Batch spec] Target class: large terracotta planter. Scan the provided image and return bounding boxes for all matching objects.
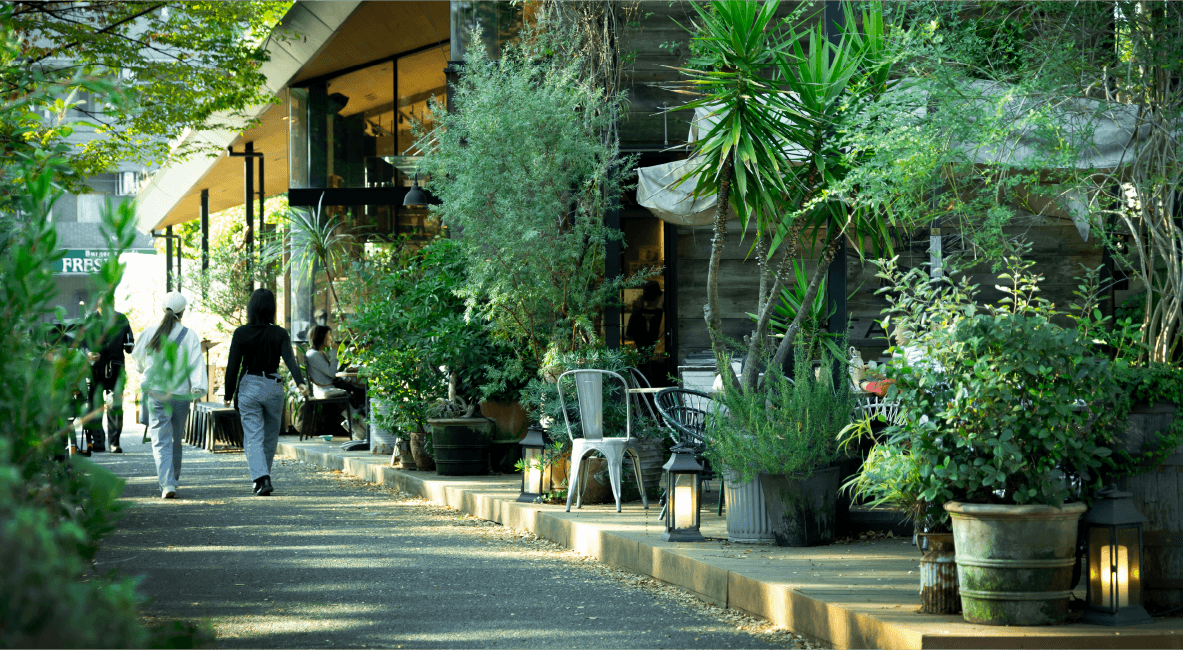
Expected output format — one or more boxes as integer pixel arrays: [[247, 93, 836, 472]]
[[479, 400, 529, 443], [759, 466, 840, 547], [945, 501, 1086, 626]]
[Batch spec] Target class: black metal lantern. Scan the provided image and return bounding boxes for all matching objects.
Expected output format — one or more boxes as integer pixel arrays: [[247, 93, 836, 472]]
[[403, 174, 428, 208], [1083, 485, 1153, 626], [518, 423, 552, 503], [662, 443, 704, 542]]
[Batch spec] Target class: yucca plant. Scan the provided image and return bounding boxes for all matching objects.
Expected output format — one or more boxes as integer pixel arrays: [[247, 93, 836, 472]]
[[672, 0, 904, 394]]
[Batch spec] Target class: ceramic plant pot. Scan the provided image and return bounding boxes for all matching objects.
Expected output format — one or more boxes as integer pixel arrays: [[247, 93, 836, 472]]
[[945, 501, 1086, 625]]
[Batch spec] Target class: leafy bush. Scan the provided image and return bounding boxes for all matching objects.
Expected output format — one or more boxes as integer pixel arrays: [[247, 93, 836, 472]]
[[350, 239, 513, 431], [890, 312, 1121, 516], [705, 347, 854, 484], [416, 22, 650, 377]]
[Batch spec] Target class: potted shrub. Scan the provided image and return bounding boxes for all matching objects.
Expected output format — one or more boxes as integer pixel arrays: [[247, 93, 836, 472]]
[[706, 344, 854, 547], [892, 310, 1122, 626]]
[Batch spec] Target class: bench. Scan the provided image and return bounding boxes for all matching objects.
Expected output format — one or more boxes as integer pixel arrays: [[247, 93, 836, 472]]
[[185, 402, 244, 451]]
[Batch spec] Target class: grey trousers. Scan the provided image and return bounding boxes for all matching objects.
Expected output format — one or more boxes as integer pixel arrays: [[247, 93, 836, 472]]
[[239, 374, 284, 481], [148, 393, 190, 490]]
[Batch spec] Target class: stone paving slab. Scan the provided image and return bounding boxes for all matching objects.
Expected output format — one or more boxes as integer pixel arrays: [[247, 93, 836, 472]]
[[278, 438, 1183, 649]]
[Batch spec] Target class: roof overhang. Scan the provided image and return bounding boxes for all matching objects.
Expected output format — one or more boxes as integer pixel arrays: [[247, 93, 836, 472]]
[[135, 1, 364, 234]]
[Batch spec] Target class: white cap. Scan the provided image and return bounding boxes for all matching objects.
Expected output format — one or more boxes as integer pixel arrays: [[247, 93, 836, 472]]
[[162, 291, 187, 314]]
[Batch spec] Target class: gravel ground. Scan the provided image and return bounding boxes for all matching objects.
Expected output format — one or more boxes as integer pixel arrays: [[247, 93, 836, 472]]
[[91, 438, 823, 649]]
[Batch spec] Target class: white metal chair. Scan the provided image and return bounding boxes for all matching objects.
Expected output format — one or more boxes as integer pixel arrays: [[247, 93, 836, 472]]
[[557, 369, 650, 514]]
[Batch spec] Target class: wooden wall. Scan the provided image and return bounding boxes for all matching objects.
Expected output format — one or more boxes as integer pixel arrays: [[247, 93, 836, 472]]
[[674, 220, 1119, 368], [616, 1, 820, 147]]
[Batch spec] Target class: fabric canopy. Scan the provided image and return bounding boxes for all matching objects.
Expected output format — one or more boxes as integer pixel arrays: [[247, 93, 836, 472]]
[[637, 81, 1159, 240]]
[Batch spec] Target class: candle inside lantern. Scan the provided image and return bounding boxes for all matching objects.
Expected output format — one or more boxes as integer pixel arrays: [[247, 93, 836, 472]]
[[1100, 544, 1130, 609], [673, 473, 696, 530]]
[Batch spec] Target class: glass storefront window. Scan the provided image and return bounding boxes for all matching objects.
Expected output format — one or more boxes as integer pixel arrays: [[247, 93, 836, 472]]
[[289, 43, 453, 190], [397, 46, 450, 156], [288, 88, 309, 189], [288, 203, 444, 342], [451, 1, 536, 61]]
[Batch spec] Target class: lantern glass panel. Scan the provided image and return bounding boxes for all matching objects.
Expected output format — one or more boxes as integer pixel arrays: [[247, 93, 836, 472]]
[[672, 473, 698, 530], [1088, 527, 1109, 609], [1120, 526, 1142, 607], [523, 447, 542, 494]]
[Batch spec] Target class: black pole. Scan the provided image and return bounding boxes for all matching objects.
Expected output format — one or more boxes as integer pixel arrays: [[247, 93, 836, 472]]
[[201, 189, 210, 275], [244, 141, 255, 271], [165, 225, 173, 292], [176, 228, 182, 292], [605, 202, 621, 350], [258, 154, 265, 250], [825, 1, 848, 376]]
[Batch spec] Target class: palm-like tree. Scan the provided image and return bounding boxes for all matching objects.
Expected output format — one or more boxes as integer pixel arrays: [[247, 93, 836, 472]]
[[673, 0, 898, 393]]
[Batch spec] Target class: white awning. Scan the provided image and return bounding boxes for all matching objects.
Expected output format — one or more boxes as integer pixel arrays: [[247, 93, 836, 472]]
[[637, 81, 1159, 236]]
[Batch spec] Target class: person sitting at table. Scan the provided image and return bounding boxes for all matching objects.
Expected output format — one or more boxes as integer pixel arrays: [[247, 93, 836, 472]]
[[306, 326, 366, 433]]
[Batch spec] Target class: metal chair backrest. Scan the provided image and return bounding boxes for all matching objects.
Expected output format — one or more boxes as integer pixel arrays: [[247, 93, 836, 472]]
[[556, 369, 631, 442], [624, 366, 662, 425], [654, 388, 713, 447]]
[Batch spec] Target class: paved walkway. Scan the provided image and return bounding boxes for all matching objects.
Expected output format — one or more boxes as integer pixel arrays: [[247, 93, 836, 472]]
[[88, 430, 808, 649], [274, 437, 1183, 650]]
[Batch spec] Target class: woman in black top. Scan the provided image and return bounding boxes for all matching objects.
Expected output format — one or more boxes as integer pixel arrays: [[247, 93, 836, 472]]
[[224, 289, 308, 496]]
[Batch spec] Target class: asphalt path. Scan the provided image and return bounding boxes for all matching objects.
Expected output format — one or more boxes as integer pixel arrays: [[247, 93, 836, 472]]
[[88, 430, 803, 649]]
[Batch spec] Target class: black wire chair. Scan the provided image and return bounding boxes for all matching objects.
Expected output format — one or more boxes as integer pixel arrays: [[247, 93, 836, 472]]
[[653, 387, 723, 516]]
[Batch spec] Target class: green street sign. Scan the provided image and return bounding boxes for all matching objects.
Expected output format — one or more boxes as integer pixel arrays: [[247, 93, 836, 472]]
[[53, 249, 117, 275]]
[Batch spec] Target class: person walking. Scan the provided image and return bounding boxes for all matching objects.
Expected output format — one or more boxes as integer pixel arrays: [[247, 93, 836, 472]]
[[131, 292, 206, 499], [84, 301, 135, 453], [223, 289, 308, 496]]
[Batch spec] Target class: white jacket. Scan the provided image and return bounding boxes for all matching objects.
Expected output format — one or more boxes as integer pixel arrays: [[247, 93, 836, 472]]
[[132, 322, 207, 399]]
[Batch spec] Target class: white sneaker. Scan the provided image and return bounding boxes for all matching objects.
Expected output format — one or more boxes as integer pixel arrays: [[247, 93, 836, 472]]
[[162, 487, 176, 499]]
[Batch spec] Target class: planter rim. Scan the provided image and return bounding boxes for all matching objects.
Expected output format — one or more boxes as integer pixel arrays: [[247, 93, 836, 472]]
[[758, 465, 841, 481], [944, 501, 1086, 518], [426, 417, 494, 426]]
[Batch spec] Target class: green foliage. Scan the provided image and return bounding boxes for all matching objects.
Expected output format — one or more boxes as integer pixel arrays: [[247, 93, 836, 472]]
[[6, 1, 290, 173], [284, 197, 353, 321], [888, 313, 1120, 517], [520, 347, 644, 431], [855, 2, 1183, 361], [181, 232, 281, 336], [416, 22, 649, 373], [0, 141, 152, 648], [2, 12, 216, 644], [706, 345, 854, 484], [1107, 363, 1183, 479], [350, 239, 512, 431], [673, 1, 905, 393]]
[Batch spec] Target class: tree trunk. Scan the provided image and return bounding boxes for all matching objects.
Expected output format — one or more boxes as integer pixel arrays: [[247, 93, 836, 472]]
[[769, 232, 844, 375], [705, 153, 740, 395]]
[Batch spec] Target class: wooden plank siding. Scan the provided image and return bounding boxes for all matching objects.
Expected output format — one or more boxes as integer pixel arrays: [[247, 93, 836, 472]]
[[674, 221, 1120, 367]]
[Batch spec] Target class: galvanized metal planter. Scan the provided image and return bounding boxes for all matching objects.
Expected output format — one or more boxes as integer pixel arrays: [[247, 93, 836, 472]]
[[369, 398, 396, 456], [919, 532, 960, 614], [945, 501, 1086, 625], [723, 470, 774, 543]]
